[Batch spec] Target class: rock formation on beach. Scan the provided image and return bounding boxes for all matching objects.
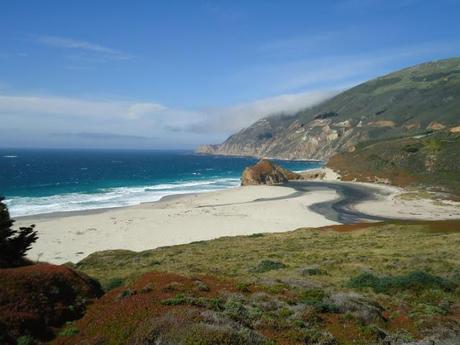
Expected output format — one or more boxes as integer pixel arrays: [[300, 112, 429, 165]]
[[241, 159, 303, 186]]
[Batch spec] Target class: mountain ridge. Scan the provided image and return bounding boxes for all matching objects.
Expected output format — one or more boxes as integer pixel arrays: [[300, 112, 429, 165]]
[[197, 57, 460, 160]]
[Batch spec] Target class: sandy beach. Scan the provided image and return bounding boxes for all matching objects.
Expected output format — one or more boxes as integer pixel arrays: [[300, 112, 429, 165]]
[[16, 175, 460, 265], [17, 184, 340, 264]]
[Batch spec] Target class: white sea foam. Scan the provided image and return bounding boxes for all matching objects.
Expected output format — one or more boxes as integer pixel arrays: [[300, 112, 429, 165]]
[[7, 178, 241, 217], [2, 155, 17, 158]]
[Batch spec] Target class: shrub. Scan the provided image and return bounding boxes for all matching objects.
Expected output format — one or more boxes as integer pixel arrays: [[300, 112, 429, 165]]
[[183, 323, 267, 345], [298, 289, 339, 313], [348, 271, 456, 293], [117, 288, 137, 300], [236, 282, 251, 292], [299, 289, 326, 304], [248, 233, 264, 238], [194, 280, 210, 292], [301, 265, 324, 276], [105, 277, 125, 291], [59, 323, 79, 336], [303, 328, 338, 345], [224, 298, 249, 322], [251, 260, 287, 273], [161, 293, 188, 306], [16, 335, 34, 345]]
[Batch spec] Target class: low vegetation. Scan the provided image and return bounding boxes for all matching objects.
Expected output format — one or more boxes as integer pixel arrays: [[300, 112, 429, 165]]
[[53, 220, 460, 344], [328, 130, 460, 196], [0, 263, 103, 343]]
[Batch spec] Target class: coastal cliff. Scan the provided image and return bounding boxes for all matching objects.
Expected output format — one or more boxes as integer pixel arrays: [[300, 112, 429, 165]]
[[197, 57, 460, 161]]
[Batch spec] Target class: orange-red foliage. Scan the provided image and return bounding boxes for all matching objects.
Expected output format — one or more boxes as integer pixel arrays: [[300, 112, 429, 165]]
[[0, 263, 102, 343]]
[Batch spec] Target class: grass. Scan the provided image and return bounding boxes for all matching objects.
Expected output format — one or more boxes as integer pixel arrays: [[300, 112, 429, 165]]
[[348, 271, 456, 293], [75, 220, 460, 290], [62, 220, 460, 344]]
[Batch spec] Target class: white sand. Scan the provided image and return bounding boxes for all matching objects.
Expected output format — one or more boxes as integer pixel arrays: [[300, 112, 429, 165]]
[[17, 178, 460, 265], [354, 183, 460, 220], [18, 185, 339, 264], [308, 167, 460, 220]]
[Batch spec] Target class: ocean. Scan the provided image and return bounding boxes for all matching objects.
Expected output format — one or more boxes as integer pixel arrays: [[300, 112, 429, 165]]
[[0, 149, 322, 217]]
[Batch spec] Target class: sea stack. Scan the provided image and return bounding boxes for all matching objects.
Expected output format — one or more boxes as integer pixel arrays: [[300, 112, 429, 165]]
[[241, 159, 303, 186]]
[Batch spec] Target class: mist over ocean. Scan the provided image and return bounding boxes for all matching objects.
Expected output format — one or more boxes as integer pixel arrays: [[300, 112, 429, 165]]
[[0, 149, 321, 217]]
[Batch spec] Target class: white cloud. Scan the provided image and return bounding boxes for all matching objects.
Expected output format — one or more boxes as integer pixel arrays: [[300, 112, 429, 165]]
[[0, 89, 336, 148], [186, 90, 337, 134], [37, 35, 133, 60], [0, 94, 164, 120], [127, 103, 167, 119]]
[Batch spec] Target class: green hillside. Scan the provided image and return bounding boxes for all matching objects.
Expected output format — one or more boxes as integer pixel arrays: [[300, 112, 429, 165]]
[[197, 57, 460, 161], [297, 57, 460, 135], [328, 130, 460, 196]]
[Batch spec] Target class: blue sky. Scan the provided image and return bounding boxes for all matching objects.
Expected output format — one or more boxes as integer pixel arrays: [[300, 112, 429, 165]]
[[1, 0, 460, 149]]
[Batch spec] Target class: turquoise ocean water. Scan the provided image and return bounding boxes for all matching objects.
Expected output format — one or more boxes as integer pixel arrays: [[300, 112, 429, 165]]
[[0, 149, 321, 217]]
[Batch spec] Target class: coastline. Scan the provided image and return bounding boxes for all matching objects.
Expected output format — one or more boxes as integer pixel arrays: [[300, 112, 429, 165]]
[[16, 172, 460, 265], [194, 150, 323, 162], [17, 184, 340, 264]]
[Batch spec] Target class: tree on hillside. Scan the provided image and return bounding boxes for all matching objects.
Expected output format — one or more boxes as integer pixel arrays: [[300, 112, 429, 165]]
[[0, 196, 38, 268]]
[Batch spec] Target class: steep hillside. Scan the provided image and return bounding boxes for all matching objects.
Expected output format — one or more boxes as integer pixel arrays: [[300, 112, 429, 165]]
[[328, 129, 460, 196], [197, 57, 460, 160]]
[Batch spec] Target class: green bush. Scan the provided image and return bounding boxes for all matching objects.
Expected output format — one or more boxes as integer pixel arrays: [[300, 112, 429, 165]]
[[59, 323, 79, 336], [299, 289, 326, 304], [224, 298, 249, 321], [105, 277, 125, 291], [348, 271, 456, 293], [236, 282, 251, 292], [248, 233, 264, 238], [251, 260, 287, 273], [16, 335, 33, 345], [161, 293, 188, 306], [183, 323, 267, 345]]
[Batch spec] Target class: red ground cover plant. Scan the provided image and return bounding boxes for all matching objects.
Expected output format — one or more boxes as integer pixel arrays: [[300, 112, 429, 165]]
[[0, 263, 103, 343], [52, 271, 243, 345]]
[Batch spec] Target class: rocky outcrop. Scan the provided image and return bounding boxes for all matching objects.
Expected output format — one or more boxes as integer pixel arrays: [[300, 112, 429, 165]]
[[427, 121, 447, 131], [241, 159, 302, 186], [196, 116, 363, 161], [450, 125, 460, 133], [299, 169, 326, 180], [196, 58, 460, 161]]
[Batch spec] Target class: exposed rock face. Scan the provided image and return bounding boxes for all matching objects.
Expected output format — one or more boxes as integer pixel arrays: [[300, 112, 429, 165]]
[[196, 116, 363, 161], [299, 169, 326, 180], [427, 121, 446, 130], [241, 159, 302, 186], [450, 125, 460, 133], [196, 58, 460, 161]]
